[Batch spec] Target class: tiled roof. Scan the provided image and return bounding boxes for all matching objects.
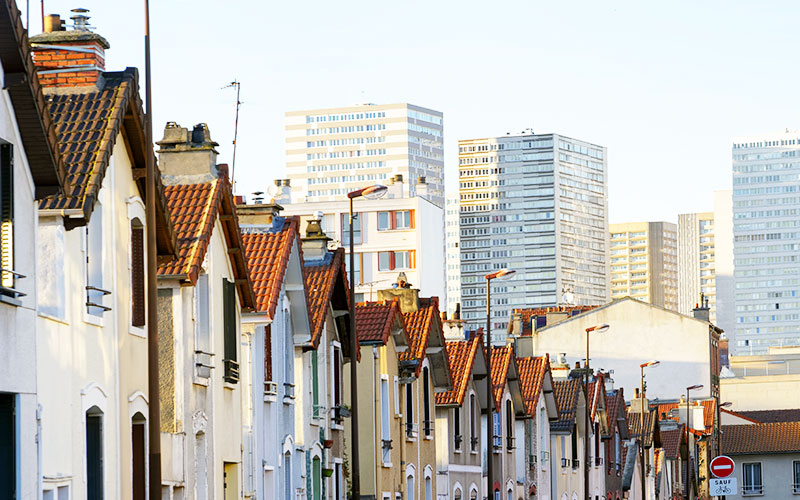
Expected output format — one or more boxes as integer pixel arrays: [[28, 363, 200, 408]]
[[516, 356, 551, 417], [627, 409, 659, 448], [738, 408, 800, 424], [436, 334, 481, 406], [304, 247, 349, 348], [400, 297, 440, 364], [587, 373, 605, 420], [242, 217, 301, 317], [489, 344, 514, 409], [510, 305, 599, 336], [606, 388, 627, 433], [37, 68, 175, 254], [722, 422, 800, 455], [660, 425, 685, 460], [355, 301, 404, 345], [158, 177, 254, 308], [552, 378, 582, 432], [656, 399, 716, 433]]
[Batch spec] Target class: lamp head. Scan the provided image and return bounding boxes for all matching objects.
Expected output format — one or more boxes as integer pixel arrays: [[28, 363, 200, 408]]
[[686, 384, 704, 391], [720, 401, 732, 408], [485, 268, 516, 281], [347, 184, 388, 200], [640, 360, 660, 368], [586, 324, 610, 334]]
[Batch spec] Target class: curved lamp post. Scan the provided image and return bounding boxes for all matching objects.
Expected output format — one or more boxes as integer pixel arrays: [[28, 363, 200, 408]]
[[346, 184, 387, 499], [685, 384, 704, 500], [639, 360, 660, 500], [484, 268, 515, 500], [584, 324, 609, 500]]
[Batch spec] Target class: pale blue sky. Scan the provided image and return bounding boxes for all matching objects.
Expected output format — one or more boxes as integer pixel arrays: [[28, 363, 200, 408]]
[[24, 0, 800, 222]]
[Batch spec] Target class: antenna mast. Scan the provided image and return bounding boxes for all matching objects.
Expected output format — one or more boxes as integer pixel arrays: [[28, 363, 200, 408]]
[[223, 81, 242, 183]]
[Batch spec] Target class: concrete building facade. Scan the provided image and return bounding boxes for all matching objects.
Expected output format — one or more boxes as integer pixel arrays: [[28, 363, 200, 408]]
[[732, 131, 800, 354], [609, 221, 678, 310], [445, 192, 462, 317], [677, 190, 734, 335], [278, 179, 445, 303], [285, 103, 444, 206], [458, 131, 609, 343]]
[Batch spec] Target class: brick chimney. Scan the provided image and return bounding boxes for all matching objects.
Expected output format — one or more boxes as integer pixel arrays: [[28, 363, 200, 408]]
[[30, 9, 110, 88]]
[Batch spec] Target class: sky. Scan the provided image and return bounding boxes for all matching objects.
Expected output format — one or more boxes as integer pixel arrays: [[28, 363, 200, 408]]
[[22, 0, 800, 223]]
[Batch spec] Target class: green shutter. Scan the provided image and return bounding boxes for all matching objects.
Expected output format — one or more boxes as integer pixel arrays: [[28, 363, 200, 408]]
[[312, 350, 319, 417]]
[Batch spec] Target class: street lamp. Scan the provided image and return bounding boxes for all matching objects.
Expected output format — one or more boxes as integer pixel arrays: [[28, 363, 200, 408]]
[[346, 184, 387, 499], [484, 268, 515, 500], [639, 360, 660, 500], [584, 324, 609, 500], [685, 384, 704, 500]]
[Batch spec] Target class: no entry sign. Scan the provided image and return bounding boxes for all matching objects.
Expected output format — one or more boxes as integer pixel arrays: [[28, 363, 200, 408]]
[[710, 455, 735, 478]]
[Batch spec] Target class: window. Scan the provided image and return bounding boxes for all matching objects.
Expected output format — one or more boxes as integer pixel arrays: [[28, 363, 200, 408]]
[[333, 347, 341, 408], [344, 252, 362, 284], [506, 400, 513, 450], [743, 462, 762, 495], [406, 473, 415, 500], [378, 250, 414, 271], [378, 210, 414, 231], [794, 460, 800, 493], [406, 381, 415, 438], [222, 279, 239, 383], [0, 144, 14, 293], [470, 394, 478, 452], [425, 475, 432, 500], [423, 367, 432, 437], [571, 424, 578, 468], [453, 407, 462, 451], [341, 212, 362, 245], [0, 393, 14, 499], [453, 488, 462, 500], [492, 411, 502, 450], [86, 203, 108, 316], [312, 456, 321, 500], [86, 406, 104, 500], [381, 377, 391, 463], [394, 376, 400, 415], [312, 351, 320, 418], [264, 325, 273, 382], [284, 452, 292, 500], [130, 219, 145, 327], [131, 413, 146, 500]]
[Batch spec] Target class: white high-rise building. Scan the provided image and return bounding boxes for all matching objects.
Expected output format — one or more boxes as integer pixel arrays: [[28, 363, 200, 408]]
[[285, 103, 444, 206], [678, 190, 734, 336], [458, 131, 609, 343], [445, 193, 461, 316], [732, 131, 800, 354]]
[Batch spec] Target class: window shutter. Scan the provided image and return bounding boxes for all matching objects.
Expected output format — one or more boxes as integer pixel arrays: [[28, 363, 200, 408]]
[[131, 225, 145, 326], [223, 279, 239, 383], [0, 144, 13, 289]]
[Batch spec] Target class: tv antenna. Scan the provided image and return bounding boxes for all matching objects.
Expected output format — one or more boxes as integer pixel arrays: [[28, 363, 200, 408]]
[[222, 81, 242, 183]]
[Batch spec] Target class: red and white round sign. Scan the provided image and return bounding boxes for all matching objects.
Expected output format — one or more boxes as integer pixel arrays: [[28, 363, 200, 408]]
[[710, 455, 735, 478]]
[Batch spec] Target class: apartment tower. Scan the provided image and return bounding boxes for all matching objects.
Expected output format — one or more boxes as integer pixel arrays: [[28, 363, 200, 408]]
[[677, 190, 734, 335], [445, 193, 462, 316], [285, 103, 444, 206], [609, 221, 678, 310], [458, 130, 609, 343], [732, 131, 800, 354]]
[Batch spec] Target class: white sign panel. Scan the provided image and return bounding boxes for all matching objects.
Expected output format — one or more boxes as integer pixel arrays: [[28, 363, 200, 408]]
[[709, 477, 737, 496]]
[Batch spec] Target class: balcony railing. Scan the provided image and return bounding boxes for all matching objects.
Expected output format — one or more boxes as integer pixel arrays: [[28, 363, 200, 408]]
[[264, 381, 278, 396], [423, 420, 434, 437], [742, 484, 763, 496], [332, 405, 349, 424], [405, 422, 418, 439], [595, 457, 604, 467], [528, 454, 537, 470], [470, 436, 479, 451], [86, 285, 112, 313], [283, 382, 295, 399], [492, 435, 502, 452], [0, 268, 25, 301], [381, 439, 393, 450], [506, 436, 515, 450], [793, 483, 800, 494], [454, 434, 463, 450], [572, 459, 580, 470], [313, 404, 325, 419], [561, 458, 570, 468], [223, 359, 239, 383]]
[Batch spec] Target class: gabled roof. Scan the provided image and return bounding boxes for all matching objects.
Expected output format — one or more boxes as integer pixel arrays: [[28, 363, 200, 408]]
[[738, 408, 800, 424], [158, 176, 254, 310], [627, 408, 662, 449], [516, 356, 559, 420], [510, 305, 599, 336], [0, 0, 65, 197], [241, 216, 301, 317], [400, 297, 441, 364], [660, 425, 686, 460], [587, 374, 607, 421], [36, 67, 175, 255], [355, 301, 407, 346], [551, 378, 583, 433], [436, 334, 482, 407], [606, 388, 629, 440], [489, 344, 517, 409], [722, 422, 800, 455], [304, 247, 350, 349]]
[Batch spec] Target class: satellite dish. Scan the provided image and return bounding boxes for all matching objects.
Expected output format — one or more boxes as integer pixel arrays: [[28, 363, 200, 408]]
[[266, 184, 279, 197], [562, 291, 574, 305]]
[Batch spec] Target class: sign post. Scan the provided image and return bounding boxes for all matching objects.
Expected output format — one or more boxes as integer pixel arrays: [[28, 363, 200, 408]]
[[710, 455, 737, 499]]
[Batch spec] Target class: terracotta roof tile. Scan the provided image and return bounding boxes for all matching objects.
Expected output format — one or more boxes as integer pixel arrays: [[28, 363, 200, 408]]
[[355, 301, 403, 344], [304, 248, 349, 348], [722, 422, 800, 455], [552, 378, 582, 432], [436, 334, 481, 406], [399, 297, 440, 363], [517, 356, 551, 417], [660, 425, 685, 460], [627, 409, 659, 448], [242, 216, 301, 316], [606, 389, 625, 431], [489, 344, 514, 409], [158, 182, 217, 279], [738, 408, 800, 424], [656, 399, 716, 433], [587, 374, 605, 420]]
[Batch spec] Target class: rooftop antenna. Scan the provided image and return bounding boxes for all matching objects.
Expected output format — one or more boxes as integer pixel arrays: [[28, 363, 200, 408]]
[[222, 81, 242, 184]]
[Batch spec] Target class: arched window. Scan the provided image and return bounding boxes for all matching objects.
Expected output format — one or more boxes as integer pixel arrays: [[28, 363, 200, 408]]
[[284, 451, 292, 500], [406, 472, 415, 500], [453, 486, 463, 500], [86, 406, 104, 500], [312, 456, 322, 500], [131, 412, 146, 500]]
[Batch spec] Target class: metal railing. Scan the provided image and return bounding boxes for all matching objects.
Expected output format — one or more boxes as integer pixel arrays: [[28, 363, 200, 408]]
[[470, 436, 479, 451], [506, 436, 515, 450], [492, 435, 502, 451], [561, 458, 570, 468], [423, 420, 434, 437], [595, 457, 604, 467], [313, 404, 325, 419], [793, 483, 800, 494], [223, 359, 239, 383], [454, 434, 463, 450], [742, 484, 763, 496], [86, 285, 112, 312], [283, 382, 295, 399], [405, 422, 418, 439], [0, 268, 25, 298], [572, 458, 580, 470], [264, 381, 278, 396]]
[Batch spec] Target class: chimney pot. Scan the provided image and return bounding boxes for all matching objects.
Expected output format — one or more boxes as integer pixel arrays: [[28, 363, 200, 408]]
[[43, 14, 63, 33]]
